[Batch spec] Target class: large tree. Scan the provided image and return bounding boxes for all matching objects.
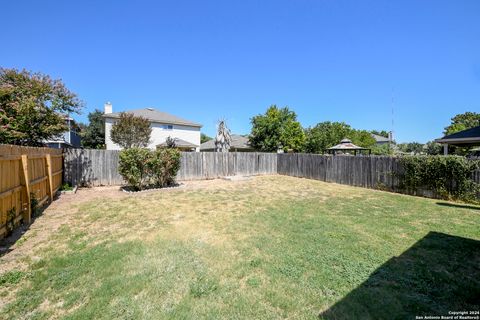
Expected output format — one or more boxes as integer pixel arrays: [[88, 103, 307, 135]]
[[201, 133, 212, 143], [81, 109, 105, 149], [304, 122, 376, 153], [0, 68, 82, 146], [110, 112, 152, 149], [250, 105, 305, 152], [444, 112, 480, 135]]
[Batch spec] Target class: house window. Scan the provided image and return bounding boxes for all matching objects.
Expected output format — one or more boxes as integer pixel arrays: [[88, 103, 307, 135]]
[[163, 125, 173, 130]]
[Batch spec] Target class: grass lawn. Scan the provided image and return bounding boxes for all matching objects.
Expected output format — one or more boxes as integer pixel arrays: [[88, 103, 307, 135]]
[[0, 175, 479, 319]]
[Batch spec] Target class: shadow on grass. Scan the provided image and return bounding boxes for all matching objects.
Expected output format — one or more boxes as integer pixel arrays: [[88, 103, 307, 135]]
[[436, 202, 480, 211], [0, 202, 49, 258], [319, 232, 480, 319]]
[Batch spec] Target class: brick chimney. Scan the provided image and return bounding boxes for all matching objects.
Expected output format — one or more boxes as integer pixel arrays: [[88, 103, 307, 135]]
[[104, 102, 112, 114]]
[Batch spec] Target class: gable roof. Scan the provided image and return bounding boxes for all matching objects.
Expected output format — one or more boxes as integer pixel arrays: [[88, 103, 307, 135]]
[[435, 126, 480, 144], [371, 133, 390, 143], [200, 134, 253, 151], [104, 108, 202, 127], [157, 138, 198, 148]]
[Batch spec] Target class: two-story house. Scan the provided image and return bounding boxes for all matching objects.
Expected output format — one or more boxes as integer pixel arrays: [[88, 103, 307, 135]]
[[103, 102, 202, 151], [44, 117, 82, 149]]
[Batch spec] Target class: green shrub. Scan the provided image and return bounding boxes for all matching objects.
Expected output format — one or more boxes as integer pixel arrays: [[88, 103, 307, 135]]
[[119, 147, 181, 190], [118, 148, 151, 190], [399, 155, 480, 202], [148, 148, 181, 187]]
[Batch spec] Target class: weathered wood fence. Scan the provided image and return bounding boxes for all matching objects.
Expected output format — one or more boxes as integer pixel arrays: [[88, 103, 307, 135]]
[[0, 145, 63, 239], [63, 149, 278, 186], [278, 153, 480, 197], [278, 154, 403, 190]]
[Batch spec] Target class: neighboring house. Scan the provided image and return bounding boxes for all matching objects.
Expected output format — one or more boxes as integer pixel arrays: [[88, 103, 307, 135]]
[[371, 132, 393, 145], [44, 117, 82, 149], [435, 125, 480, 155], [200, 134, 254, 152], [103, 102, 202, 151]]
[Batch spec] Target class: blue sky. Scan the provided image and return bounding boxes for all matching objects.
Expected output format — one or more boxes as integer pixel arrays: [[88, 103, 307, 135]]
[[2, 0, 479, 143]]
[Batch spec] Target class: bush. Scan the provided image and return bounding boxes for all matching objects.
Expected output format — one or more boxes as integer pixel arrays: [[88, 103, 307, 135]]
[[119, 147, 181, 190], [399, 155, 480, 202], [118, 148, 151, 190], [148, 148, 181, 187]]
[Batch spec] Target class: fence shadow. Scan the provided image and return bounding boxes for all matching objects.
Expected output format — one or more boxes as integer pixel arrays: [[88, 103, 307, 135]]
[[0, 203, 50, 257], [436, 202, 480, 211], [63, 150, 95, 187], [319, 232, 480, 319]]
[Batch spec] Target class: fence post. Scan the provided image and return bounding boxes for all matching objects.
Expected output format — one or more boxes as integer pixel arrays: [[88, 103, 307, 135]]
[[21, 154, 32, 224], [46, 154, 54, 201]]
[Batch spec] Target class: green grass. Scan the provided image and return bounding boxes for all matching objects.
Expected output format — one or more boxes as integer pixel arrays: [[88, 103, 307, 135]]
[[1, 176, 479, 319]]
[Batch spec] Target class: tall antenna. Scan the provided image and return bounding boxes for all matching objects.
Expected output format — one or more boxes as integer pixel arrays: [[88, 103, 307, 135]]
[[391, 87, 395, 142]]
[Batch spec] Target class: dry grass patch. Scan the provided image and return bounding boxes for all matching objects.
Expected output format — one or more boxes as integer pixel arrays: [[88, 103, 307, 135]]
[[1, 175, 479, 319]]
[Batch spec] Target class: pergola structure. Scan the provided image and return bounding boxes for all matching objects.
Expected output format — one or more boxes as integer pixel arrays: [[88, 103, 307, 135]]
[[327, 138, 371, 156], [435, 126, 480, 155]]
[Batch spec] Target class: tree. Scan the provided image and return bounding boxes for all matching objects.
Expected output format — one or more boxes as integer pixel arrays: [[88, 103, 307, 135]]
[[444, 112, 480, 135], [201, 133, 212, 143], [397, 142, 424, 154], [304, 122, 351, 153], [350, 130, 376, 148], [304, 122, 376, 154], [215, 120, 232, 152], [81, 109, 105, 149], [110, 112, 152, 149], [250, 105, 305, 152], [370, 130, 389, 138], [0, 68, 82, 146], [424, 141, 442, 155]]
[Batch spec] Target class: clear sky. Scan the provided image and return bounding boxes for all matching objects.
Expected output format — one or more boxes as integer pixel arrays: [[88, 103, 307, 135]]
[[2, 0, 479, 143]]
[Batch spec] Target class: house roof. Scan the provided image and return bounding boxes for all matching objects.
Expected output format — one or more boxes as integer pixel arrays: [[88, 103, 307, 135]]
[[157, 138, 198, 148], [371, 133, 390, 143], [103, 108, 202, 127], [328, 138, 370, 150], [435, 126, 480, 145], [200, 134, 253, 151]]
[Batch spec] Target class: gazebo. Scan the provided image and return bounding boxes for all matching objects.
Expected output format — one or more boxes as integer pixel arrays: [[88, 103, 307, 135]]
[[327, 138, 371, 156], [435, 125, 480, 155]]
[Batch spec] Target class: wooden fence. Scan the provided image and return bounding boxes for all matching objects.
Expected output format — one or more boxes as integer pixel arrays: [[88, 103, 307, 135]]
[[0, 145, 63, 239], [63, 149, 278, 186], [278, 154, 402, 190], [278, 153, 480, 197]]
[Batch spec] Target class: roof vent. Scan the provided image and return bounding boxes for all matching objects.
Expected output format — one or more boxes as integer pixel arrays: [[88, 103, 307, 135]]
[[146, 107, 154, 111]]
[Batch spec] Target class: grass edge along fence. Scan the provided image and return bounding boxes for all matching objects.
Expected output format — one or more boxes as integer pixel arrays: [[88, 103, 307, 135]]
[[0, 144, 63, 239], [63, 149, 480, 202]]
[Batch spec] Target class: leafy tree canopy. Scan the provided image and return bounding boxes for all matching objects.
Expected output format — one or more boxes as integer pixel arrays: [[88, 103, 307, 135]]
[[304, 121, 376, 153], [0, 68, 82, 146], [110, 112, 152, 149], [81, 109, 105, 149], [250, 105, 305, 152], [201, 133, 212, 144], [370, 130, 389, 138], [444, 112, 480, 136], [397, 142, 424, 155]]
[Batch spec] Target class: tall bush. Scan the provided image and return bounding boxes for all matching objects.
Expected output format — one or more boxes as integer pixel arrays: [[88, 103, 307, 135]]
[[148, 148, 181, 187], [118, 148, 151, 190], [399, 155, 480, 202], [119, 147, 181, 190]]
